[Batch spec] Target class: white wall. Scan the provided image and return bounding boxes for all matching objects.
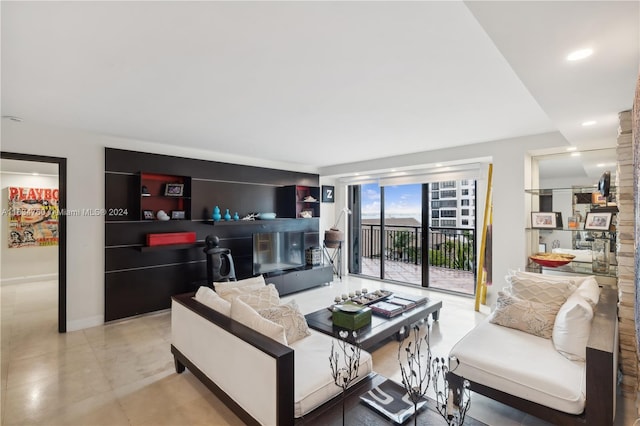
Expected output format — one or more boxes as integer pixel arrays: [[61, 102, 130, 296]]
[[319, 132, 569, 306], [1, 119, 317, 331], [0, 172, 59, 284]]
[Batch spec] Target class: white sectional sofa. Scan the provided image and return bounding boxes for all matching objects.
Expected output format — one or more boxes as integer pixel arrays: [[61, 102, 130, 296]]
[[170, 278, 373, 426], [449, 272, 618, 426]]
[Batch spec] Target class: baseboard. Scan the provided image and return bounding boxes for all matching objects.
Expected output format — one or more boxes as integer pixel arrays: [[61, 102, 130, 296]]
[[66, 315, 103, 332], [0, 273, 58, 286]]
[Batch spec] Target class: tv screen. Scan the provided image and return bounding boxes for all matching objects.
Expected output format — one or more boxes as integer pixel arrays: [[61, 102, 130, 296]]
[[253, 231, 305, 275]]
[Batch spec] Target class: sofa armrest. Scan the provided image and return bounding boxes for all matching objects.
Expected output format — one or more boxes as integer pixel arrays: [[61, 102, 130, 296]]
[[171, 293, 294, 426]]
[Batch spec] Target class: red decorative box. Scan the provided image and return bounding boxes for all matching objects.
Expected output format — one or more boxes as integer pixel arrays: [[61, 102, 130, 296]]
[[146, 232, 196, 247]]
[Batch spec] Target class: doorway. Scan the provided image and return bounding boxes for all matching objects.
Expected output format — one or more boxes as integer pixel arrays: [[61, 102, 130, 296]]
[[0, 152, 67, 332]]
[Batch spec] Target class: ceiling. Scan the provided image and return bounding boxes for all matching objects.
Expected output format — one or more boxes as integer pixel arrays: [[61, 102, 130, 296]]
[[2, 1, 638, 170]]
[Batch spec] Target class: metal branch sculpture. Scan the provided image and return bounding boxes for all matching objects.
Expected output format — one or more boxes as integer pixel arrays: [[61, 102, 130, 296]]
[[398, 324, 432, 426], [398, 321, 471, 425], [329, 330, 362, 426], [432, 357, 471, 425]]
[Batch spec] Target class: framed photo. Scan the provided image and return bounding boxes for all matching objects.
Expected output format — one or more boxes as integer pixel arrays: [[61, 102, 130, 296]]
[[171, 210, 186, 220], [164, 183, 184, 197], [322, 185, 335, 203], [531, 212, 557, 229], [584, 212, 612, 231], [143, 210, 154, 220]]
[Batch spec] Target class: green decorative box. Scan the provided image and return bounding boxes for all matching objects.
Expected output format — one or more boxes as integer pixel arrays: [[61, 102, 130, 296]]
[[332, 305, 372, 330]]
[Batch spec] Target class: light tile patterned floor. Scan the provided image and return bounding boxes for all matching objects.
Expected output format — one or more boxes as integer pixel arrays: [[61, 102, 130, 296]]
[[1, 278, 637, 425]]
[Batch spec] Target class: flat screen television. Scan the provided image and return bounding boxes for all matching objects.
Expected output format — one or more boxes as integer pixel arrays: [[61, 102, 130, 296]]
[[253, 231, 305, 275]]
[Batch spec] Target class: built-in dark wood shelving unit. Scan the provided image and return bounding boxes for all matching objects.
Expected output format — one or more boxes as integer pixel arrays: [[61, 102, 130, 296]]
[[105, 148, 331, 322]]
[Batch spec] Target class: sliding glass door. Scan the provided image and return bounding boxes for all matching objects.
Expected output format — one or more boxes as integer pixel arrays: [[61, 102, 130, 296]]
[[349, 179, 477, 295]]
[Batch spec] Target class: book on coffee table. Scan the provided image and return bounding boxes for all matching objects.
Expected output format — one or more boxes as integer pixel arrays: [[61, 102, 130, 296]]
[[360, 378, 427, 423], [386, 297, 416, 310], [392, 292, 428, 306], [369, 301, 404, 318]]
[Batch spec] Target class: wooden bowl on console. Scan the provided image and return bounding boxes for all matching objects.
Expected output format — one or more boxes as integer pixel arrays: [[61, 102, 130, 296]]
[[529, 252, 575, 268]]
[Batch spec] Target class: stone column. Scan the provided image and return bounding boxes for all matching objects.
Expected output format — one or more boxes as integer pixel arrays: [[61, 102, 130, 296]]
[[616, 109, 637, 399]]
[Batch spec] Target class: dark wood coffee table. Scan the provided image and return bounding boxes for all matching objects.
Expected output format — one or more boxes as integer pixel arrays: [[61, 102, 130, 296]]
[[296, 373, 486, 425], [305, 298, 442, 351]]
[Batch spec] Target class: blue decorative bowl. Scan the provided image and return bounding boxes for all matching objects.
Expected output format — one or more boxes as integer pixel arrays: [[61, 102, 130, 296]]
[[258, 212, 277, 220]]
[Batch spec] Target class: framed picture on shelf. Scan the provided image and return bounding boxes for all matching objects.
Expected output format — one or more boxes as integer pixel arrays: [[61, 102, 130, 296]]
[[531, 212, 558, 229], [322, 185, 334, 203], [584, 212, 612, 231], [164, 183, 184, 197], [171, 210, 186, 220], [143, 210, 154, 220]]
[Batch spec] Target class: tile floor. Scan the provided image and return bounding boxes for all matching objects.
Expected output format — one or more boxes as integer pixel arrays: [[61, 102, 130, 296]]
[[1, 277, 637, 426]]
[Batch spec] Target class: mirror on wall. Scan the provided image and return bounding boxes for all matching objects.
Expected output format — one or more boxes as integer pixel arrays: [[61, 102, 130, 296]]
[[530, 147, 617, 278]]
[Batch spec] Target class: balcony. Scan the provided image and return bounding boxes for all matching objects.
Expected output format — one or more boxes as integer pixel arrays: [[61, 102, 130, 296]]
[[357, 224, 476, 295]]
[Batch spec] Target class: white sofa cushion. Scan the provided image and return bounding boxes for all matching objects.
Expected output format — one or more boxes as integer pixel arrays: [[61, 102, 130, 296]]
[[237, 284, 281, 310], [450, 319, 586, 415], [258, 300, 311, 344], [553, 292, 594, 361], [230, 298, 287, 345], [194, 286, 231, 316], [289, 330, 373, 418], [490, 291, 561, 339]]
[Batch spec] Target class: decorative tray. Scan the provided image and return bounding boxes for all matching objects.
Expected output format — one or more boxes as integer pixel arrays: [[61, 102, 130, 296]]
[[350, 290, 393, 306]]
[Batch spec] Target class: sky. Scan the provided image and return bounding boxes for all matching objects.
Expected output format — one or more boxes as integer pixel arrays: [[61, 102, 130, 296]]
[[361, 183, 422, 221]]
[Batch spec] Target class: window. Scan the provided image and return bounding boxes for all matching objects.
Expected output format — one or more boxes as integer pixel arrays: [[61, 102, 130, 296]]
[[441, 210, 456, 218], [461, 180, 469, 186], [440, 190, 456, 198], [461, 209, 469, 216], [431, 219, 440, 227], [431, 191, 440, 200], [441, 181, 456, 188], [461, 189, 469, 196], [441, 219, 456, 227], [431, 182, 440, 190], [461, 199, 470, 206], [462, 219, 469, 225], [432, 211, 440, 218]]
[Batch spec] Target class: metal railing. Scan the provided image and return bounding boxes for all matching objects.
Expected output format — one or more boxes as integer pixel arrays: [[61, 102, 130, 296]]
[[360, 225, 475, 272]]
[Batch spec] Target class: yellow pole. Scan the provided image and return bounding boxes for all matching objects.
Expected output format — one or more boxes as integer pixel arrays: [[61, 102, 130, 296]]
[[475, 164, 493, 311]]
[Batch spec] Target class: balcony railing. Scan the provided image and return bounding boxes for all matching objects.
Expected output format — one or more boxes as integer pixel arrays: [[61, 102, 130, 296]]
[[360, 224, 476, 272]]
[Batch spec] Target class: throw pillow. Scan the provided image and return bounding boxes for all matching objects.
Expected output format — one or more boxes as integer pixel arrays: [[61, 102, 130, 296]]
[[575, 277, 601, 309], [258, 300, 311, 344], [508, 276, 576, 306], [216, 275, 266, 301], [489, 291, 561, 339], [230, 298, 287, 345], [214, 275, 266, 292], [511, 270, 594, 286], [237, 284, 281, 310], [552, 292, 594, 361], [193, 286, 231, 316]]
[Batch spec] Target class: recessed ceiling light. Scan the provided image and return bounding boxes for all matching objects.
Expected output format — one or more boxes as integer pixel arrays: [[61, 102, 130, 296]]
[[566, 147, 577, 152], [567, 48, 593, 61], [582, 120, 597, 126], [596, 163, 605, 167], [435, 163, 443, 167], [571, 152, 581, 157], [32, 172, 39, 176]]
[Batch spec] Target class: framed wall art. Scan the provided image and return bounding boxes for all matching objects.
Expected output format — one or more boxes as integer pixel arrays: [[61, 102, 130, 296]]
[[322, 185, 335, 203], [531, 212, 558, 229], [164, 183, 184, 197], [584, 212, 613, 231]]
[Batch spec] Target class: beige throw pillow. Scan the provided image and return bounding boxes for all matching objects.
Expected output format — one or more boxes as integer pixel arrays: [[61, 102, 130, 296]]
[[258, 300, 311, 344], [230, 298, 287, 345], [194, 286, 231, 316], [490, 291, 561, 339], [216, 276, 266, 301], [237, 284, 281, 310], [508, 276, 576, 306]]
